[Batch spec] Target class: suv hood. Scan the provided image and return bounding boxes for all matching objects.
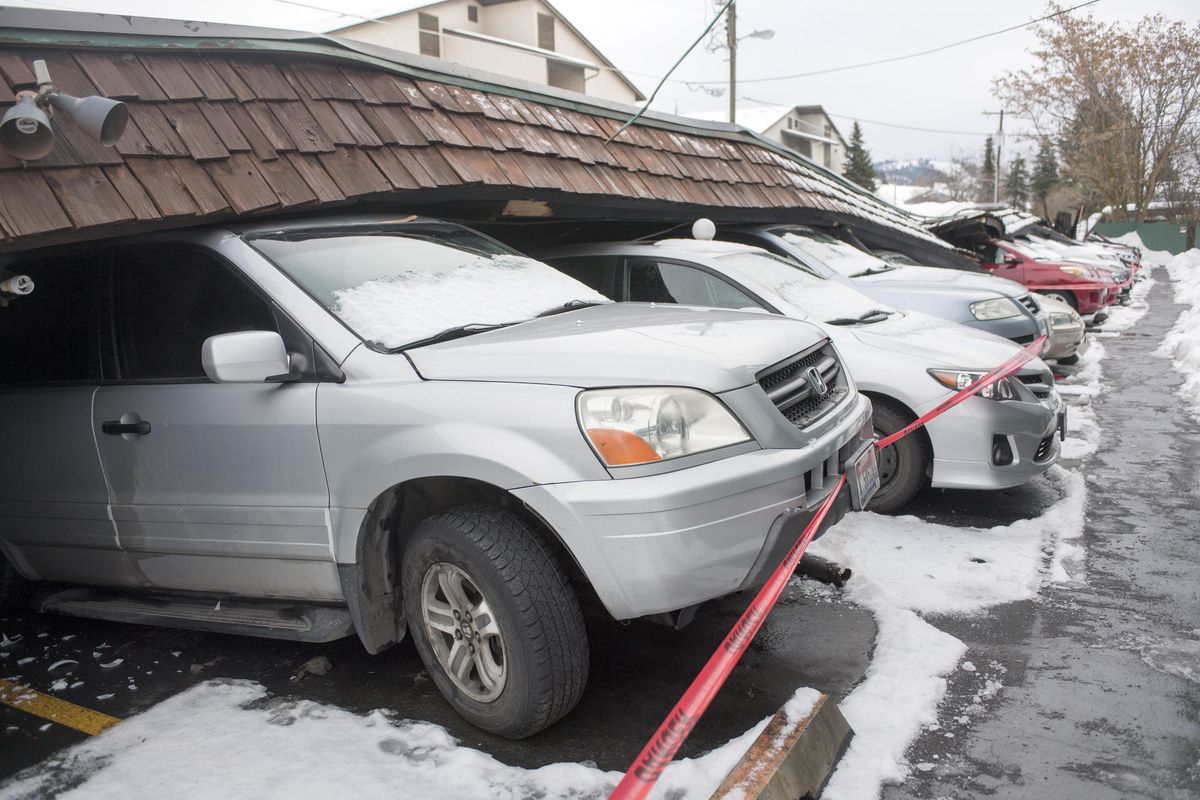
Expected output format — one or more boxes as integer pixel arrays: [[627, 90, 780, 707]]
[[857, 264, 1026, 298], [846, 311, 1032, 368], [407, 303, 825, 392]]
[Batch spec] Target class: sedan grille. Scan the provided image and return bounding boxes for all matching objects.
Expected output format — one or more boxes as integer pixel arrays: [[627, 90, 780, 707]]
[[1034, 434, 1057, 462], [1017, 294, 1041, 315], [1017, 370, 1055, 400], [757, 341, 848, 429]]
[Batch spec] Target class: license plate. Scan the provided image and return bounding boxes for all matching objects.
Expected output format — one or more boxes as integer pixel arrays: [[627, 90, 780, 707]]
[[848, 443, 880, 511], [1059, 407, 1068, 441]]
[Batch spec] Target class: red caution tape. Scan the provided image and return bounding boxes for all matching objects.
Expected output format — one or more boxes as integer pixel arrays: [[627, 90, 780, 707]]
[[608, 334, 1047, 800], [876, 335, 1047, 449], [608, 473, 847, 800]]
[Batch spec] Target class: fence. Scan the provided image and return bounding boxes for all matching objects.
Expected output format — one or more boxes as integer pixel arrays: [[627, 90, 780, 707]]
[[1093, 221, 1197, 254]]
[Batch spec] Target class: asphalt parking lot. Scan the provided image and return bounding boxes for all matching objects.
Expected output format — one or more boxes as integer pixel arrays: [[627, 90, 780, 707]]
[[2, 272, 1197, 798]]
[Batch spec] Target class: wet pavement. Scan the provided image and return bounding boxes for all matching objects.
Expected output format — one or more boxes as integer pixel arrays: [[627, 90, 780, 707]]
[[2, 270, 1198, 798], [886, 271, 1200, 800]]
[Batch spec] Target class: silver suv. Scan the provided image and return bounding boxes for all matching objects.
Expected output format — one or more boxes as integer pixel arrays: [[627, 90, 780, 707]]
[[0, 215, 874, 738]]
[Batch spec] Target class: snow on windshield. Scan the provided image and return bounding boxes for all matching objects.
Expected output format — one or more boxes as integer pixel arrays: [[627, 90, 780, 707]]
[[1008, 239, 1063, 261], [255, 233, 607, 349], [716, 252, 886, 322], [780, 232, 891, 278]]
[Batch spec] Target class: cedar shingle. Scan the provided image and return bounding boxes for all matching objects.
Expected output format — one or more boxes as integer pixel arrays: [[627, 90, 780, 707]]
[[44, 168, 135, 228], [296, 63, 361, 101], [366, 148, 421, 190], [74, 52, 167, 101], [222, 102, 279, 161], [414, 80, 462, 113], [361, 105, 427, 147], [0, 171, 72, 236], [270, 101, 336, 153], [125, 157, 200, 218], [285, 153, 345, 203], [244, 102, 295, 152], [407, 148, 461, 187], [229, 60, 298, 100], [184, 58, 238, 101], [125, 104, 189, 157], [257, 156, 319, 207], [0, 53, 36, 87], [102, 165, 160, 221], [394, 78, 433, 109], [160, 103, 230, 161], [205, 153, 278, 214], [317, 147, 390, 197], [328, 101, 384, 147], [347, 70, 411, 105], [485, 93, 526, 124], [414, 108, 472, 148], [141, 56, 204, 101], [172, 159, 232, 215], [204, 59, 256, 102]]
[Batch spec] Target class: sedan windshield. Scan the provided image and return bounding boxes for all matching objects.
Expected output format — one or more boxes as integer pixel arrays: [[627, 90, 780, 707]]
[[717, 251, 889, 323], [776, 227, 894, 278], [248, 225, 607, 350]]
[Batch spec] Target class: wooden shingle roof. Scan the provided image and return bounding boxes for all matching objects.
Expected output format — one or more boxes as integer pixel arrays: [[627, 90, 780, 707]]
[[0, 12, 952, 254]]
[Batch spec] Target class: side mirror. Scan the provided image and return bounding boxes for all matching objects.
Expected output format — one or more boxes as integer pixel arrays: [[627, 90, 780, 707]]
[[202, 331, 290, 383], [1003, 254, 1021, 266]]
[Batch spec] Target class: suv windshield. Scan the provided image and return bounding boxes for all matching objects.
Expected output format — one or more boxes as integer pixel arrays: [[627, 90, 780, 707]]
[[717, 251, 888, 323], [248, 224, 607, 350], [775, 227, 894, 278]]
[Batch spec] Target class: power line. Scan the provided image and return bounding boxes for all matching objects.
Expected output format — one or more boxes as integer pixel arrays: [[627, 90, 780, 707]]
[[681, 0, 1101, 86]]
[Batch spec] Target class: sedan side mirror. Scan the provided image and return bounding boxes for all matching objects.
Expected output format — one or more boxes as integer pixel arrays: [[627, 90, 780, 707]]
[[202, 330, 290, 383], [1003, 254, 1021, 266]]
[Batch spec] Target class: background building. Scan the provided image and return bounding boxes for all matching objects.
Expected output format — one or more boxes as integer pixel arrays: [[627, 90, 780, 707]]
[[691, 104, 847, 174]]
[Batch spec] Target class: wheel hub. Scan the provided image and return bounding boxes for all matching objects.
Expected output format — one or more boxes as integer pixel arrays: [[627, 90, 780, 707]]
[[420, 562, 508, 702]]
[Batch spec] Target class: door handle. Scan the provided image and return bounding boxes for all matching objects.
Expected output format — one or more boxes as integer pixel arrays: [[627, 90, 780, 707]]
[[102, 420, 151, 436]]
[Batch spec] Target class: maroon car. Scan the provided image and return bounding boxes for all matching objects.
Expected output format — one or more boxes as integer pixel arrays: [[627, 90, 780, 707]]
[[980, 239, 1116, 316]]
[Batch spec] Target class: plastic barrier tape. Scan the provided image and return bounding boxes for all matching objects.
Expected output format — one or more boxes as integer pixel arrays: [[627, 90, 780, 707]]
[[608, 334, 1047, 800]]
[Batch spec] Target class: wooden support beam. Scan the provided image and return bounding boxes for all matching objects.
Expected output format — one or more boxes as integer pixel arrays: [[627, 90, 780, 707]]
[[710, 693, 852, 800]]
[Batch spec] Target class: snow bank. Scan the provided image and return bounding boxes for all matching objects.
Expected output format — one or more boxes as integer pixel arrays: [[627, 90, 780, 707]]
[[1156, 248, 1200, 422], [1111, 231, 1175, 268], [808, 466, 1087, 800], [0, 679, 819, 800]]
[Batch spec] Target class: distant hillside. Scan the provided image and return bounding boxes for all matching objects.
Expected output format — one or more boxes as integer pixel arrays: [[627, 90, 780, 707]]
[[876, 158, 950, 186]]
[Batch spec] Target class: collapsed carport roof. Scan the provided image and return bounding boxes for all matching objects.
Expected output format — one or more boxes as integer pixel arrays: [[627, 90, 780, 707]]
[[0, 8, 955, 260]]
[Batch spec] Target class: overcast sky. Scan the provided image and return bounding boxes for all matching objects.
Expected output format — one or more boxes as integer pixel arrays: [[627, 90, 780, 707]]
[[4, 0, 1198, 164]]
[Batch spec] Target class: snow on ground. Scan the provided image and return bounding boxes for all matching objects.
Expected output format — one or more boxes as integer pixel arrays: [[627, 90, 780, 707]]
[[805, 467, 1087, 800], [1154, 247, 1200, 423], [0, 679, 819, 800]]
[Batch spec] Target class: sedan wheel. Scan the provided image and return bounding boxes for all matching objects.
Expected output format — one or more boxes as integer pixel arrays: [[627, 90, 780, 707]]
[[866, 399, 932, 513], [420, 562, 507, 702]]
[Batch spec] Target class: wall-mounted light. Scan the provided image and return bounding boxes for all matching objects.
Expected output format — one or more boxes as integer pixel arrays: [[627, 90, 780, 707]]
[[0, 59, 128, 161]]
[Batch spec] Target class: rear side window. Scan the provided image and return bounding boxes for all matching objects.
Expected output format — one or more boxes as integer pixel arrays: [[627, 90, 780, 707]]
[[111, 248, 277, 381], [0, 254, 101, 385], [545, 255, 617, 297], [625, 259, 759, 310]]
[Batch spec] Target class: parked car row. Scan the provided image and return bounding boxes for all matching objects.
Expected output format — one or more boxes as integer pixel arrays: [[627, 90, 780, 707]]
[[0, 211, 1075, 740]]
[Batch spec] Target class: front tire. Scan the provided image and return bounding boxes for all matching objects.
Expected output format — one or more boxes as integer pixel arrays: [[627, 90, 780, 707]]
[[401, 505, 588, 739], [1043, 290, 1078, 311], [867, 399, 932, 513]]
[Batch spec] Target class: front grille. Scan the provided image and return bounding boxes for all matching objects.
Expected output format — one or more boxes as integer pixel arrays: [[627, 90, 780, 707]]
[[1012, 333, 1035, 345], [1017, 294, 1041, 314], [757, 340, 848, 430], [1034, 434, 1056, 462], [1018, 370, 1054, 400]]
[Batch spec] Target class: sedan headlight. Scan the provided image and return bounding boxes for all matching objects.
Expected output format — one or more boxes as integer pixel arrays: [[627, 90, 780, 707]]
[[1059, 265, 1093, 278], [1050, 312, 1076, 327], [577, 387, 752, 466], [969, 297, 1022, 321], [928, 369, 1018, 401]]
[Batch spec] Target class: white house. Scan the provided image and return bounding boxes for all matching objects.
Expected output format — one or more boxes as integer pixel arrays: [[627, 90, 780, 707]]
[[691, 104, 847, 174], [330, 0, 644, 104]]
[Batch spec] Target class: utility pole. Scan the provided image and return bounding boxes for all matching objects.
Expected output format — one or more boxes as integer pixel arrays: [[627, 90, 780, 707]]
[[983, 109, 1005, 203], [727, 0, 737, 124]]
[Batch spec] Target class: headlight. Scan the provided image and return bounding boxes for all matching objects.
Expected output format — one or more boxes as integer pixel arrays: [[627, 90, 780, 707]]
[[928, 369, 1018, 401], [1059, 265, 1092, 278], [1050, 312, 1075, 327], [577, 387, 752, 466], [969, 297, 1022, 320]]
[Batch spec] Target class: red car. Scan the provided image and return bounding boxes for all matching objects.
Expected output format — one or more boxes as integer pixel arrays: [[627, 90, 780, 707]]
[[980, 239, 1116, 316]]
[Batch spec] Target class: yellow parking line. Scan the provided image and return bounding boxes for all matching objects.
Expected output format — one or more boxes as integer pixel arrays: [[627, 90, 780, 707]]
[[0, 679, 120, 736]]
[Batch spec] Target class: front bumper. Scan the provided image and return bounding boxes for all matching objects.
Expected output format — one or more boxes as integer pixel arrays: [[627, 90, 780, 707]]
[[925, 392, 1062, 490], [514, 393, 873, 620], [1044, 322, 1087, 360]]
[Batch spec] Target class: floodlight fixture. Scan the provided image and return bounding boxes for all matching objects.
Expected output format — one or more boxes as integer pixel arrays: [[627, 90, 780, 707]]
[[0, 59, 128, 161]]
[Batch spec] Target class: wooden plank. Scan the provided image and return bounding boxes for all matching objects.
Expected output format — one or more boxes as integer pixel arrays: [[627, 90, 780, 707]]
[[269, 101, 336, 154], [43, 168, 135, 229], [444, 85, 483, 114], [243, 101, 295, 152], [465, 90, 506, 121], [124, 104, 189, 157], [229, 59, 298, 100], [125, 157, 201, 218], [408, 148, 463, 187], [710, 694, 851, 800], [184, 57, 237, 101], [204, 152, 279, 214], [485, 93, 526, 124], [204, 59, 256, 102], [101, 164, 161, 221], [74, 52, 167, 101], [327, 100, 383, 147], [256, 155, 318, 207], [413, 80, 463, 113], [365, 147, 421, 191], [316, 147, 390, 197], [393, 77, 433, 110], [295, 63, 361, 101], [367, 106, 429, 147], [160, 103, 230, 161], [191, 102, 250, 153], [0, 53, 36, 87], [0, 171, 72, 237], [221, 102, 278, 161], [409, 109, 470, 148], [344, 69, 411, 105], [140, 55, 204, 100], [284, 153, 345, 203], [390, 148, 437, 188], [170, 158, 232, 215]]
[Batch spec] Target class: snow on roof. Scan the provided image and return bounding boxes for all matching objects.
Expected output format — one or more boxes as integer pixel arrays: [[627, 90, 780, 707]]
[[652, 238, 767, 256]]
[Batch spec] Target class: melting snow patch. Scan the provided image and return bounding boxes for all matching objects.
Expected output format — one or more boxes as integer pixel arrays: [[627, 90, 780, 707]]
[[0, 680, 821, 800]]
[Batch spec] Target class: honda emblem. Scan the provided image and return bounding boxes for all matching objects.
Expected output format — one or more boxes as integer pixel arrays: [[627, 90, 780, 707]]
[[806, 366, 828, 397]]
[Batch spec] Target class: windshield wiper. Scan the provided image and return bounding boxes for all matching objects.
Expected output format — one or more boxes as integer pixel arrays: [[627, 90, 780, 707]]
[[535, 299, 604, 317], [388, 322, 514, 352], [825, 308, 892, 326]]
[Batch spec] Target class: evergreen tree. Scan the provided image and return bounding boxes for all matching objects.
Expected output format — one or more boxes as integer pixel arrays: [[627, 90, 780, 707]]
[[1031, 136, 1059, 218], [978, 136, 996, 202], [843, 121, 878, 191], [1005, 155, 1030, 208]]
